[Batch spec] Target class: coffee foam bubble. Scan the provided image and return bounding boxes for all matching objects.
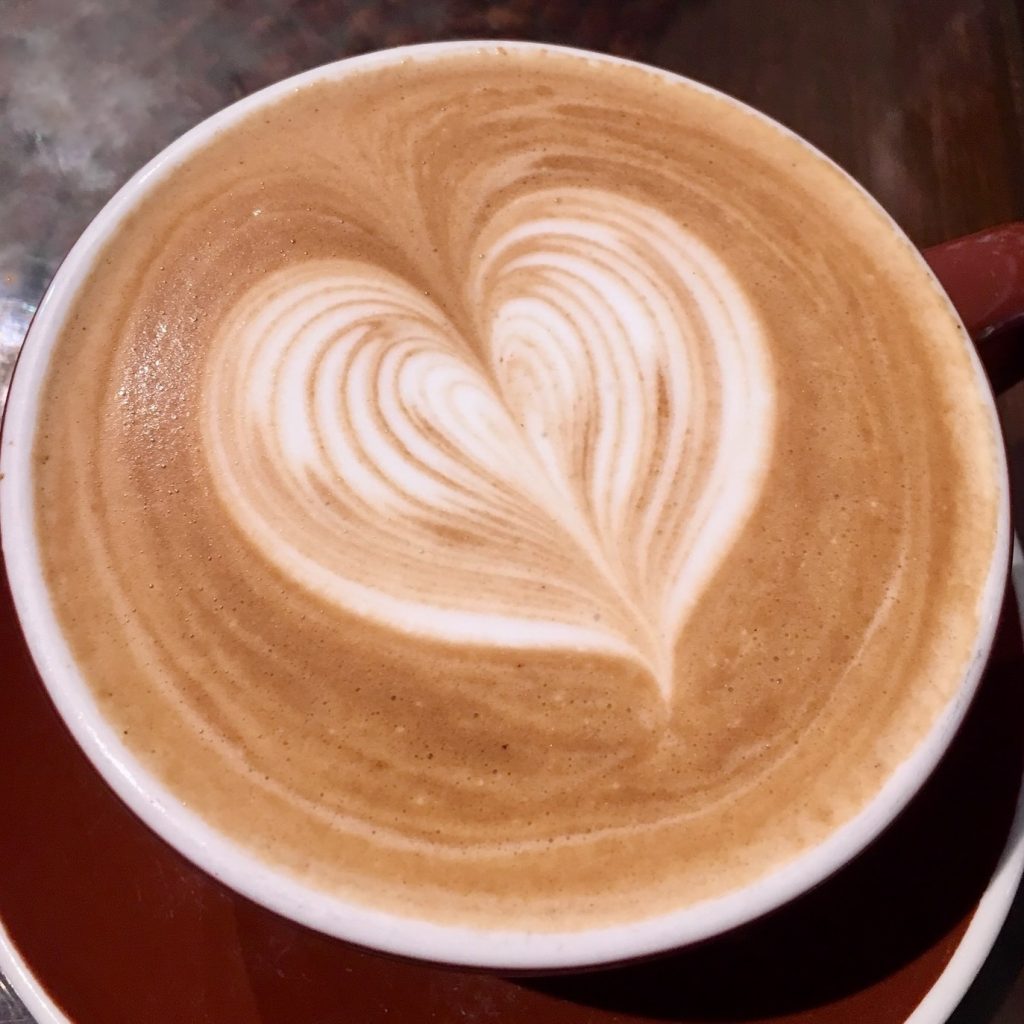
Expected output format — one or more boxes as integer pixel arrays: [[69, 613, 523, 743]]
[[202, 188, 774, 698]]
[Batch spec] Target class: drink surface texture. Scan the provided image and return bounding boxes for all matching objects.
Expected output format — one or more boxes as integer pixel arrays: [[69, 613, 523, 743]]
[[32, 47, 1002, 929]]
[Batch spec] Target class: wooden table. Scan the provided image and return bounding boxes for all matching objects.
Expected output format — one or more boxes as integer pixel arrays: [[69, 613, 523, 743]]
[[2, 1, 1023, 1021]]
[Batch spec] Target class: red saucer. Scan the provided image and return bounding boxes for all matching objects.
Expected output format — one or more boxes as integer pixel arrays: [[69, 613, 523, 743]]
[[0, 558, 1022, 1023]]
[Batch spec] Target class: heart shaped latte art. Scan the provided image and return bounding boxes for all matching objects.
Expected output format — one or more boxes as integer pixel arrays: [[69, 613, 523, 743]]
[[202, 188, 775, 699]]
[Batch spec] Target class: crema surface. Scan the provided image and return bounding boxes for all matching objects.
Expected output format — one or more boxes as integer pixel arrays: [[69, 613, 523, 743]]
[[34, 47, 1001, 928]]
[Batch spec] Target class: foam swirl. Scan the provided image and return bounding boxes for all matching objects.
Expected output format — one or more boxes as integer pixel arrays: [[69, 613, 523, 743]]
[[202, 188, 774, 697]]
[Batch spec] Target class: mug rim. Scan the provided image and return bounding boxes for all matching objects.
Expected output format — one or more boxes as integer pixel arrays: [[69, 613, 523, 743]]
[[0, 38, 1013, 970]]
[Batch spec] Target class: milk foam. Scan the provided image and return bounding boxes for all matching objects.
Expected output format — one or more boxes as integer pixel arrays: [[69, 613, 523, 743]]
[[203, 188, 774, 698], [31, 47, 1002, 931]]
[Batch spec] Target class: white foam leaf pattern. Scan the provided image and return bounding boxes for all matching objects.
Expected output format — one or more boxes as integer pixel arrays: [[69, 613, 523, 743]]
[[202, 188, 775, 699]]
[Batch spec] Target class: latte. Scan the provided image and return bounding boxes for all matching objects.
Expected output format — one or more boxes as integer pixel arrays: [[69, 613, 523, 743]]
[[31, 46, 1002, 930]]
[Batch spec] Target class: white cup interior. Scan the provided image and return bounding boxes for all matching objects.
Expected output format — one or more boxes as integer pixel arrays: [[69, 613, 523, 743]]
[[0, 40, 1012, 970]]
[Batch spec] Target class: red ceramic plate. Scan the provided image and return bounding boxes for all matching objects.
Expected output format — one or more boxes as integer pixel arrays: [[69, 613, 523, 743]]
[[0, 546, 1022, 1024]]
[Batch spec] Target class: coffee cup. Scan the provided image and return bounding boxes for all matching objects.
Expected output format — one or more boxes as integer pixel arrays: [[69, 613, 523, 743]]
[[0, 41, 1017, 970]]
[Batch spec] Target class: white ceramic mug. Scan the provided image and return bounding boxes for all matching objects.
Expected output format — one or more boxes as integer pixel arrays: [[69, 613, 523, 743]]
[[0, 41, 1012, 971]]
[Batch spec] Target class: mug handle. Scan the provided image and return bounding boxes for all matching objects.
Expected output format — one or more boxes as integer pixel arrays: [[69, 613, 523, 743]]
[[924, 224, 1024, 395]]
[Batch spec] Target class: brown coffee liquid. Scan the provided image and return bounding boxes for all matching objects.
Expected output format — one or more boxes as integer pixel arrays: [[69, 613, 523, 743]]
[[33, 46, 1002, 929]]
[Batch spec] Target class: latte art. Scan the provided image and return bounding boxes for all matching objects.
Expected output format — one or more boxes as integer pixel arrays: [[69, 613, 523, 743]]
[[32, 47, 1002, 931], [204, 189, 774, 697]]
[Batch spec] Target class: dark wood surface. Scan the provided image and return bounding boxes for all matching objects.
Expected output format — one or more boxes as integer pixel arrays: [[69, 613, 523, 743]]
[[2, 1, 1024, 1021], [656, 0, 1024, 247], [3, 0, 1022, 475]]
